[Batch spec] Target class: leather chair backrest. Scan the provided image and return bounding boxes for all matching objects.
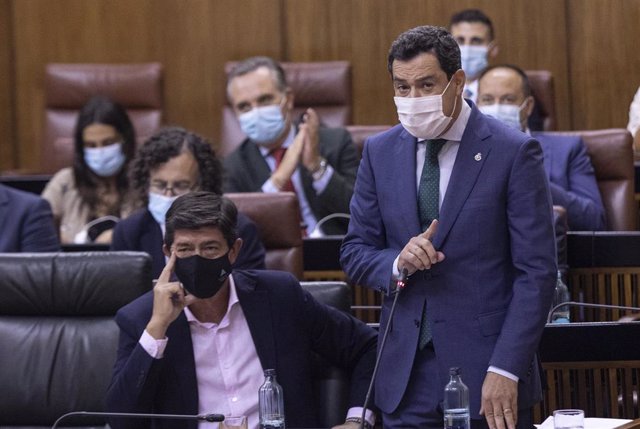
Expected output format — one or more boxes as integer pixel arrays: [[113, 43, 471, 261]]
[[526, 70, 557, 132], [43, 63, 163, 173], [346, 125, 392, 155], [549, 129, 636, 231], [0, 251, 152, 428], [220, 61, 352, 157], [300, 281, 351, 428], [226, 192, 304, 279]]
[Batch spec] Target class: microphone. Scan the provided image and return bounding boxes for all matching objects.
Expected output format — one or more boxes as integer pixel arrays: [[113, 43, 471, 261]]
[[358, 268, 409, 429], [547, 301, 640, 324], [51, 410, 225, 429]]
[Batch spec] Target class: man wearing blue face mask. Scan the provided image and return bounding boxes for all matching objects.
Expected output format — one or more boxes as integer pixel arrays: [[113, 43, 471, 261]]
[[341, 25, 556, 429], [106, 192, 377, 429], [477, 64, 605, 231], [111, 127, 266, 279], [223, 56, 359, 236], [449, 9, 499, 102]]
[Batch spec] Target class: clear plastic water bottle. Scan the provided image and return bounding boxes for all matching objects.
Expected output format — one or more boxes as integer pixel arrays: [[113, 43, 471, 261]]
[[444, 367, 470, 429], [259, 369, 285, 429], [551, 271, 571, 324]]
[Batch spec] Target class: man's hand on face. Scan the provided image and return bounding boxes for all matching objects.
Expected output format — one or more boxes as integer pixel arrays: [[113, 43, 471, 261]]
[[146, 252, 196, 339], [299, 108, 322, 172]]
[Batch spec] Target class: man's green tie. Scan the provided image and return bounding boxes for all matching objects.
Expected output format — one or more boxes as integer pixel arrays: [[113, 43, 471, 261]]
[[417, 138, 446, 349]]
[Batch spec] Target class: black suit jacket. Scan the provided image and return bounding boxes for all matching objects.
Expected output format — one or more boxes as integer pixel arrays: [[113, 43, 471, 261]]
[[106, 270, 377, 429], [111, 209, 266, 278], [223, 127, 359, 235]]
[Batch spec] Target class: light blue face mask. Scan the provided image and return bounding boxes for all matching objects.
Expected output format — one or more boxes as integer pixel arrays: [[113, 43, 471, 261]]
[[460, 45, 489, 80], [84, 143, 126, 177], [479, 102, 526, 131], [238, 103, 287, 144], [147, 192, 178, 225]]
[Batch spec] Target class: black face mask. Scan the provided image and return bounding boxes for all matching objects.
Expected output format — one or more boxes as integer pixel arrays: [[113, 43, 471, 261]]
[[174, 252, 232, 299]]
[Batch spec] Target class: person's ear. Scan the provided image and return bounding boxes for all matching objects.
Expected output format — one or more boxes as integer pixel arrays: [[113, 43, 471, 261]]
[[228, 238, 243, 265], [488, 41, 499, 59], [523, 95, 535, 118], [163, 244, 171, 258], [453, 69, 466, 96]]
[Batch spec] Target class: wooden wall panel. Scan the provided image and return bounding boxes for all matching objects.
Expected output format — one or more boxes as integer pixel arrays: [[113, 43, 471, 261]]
[[0, 0, 15, 171], [12, 0, 282, 171], [284, 0, 571, 130], [567, 0, 640, 131]]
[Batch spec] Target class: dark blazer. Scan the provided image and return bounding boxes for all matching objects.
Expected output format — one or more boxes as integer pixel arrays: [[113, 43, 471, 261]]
[[222, 127, 359, 235], [341, 105, 557, 417], [534, 133, 606, 231], [0, 184, 60, 252], [105, 270, 377, 429], [111, 209, 266, 278]]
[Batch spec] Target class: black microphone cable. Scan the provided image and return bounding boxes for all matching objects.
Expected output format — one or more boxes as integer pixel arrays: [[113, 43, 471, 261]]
[[359, 268, 409, 429]]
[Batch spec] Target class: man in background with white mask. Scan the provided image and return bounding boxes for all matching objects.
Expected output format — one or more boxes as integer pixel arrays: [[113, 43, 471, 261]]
[[111, 126, 266, 278], [341, 25, 556, 429], [223, 56, 359, 236], [449, 9, 498, 102], [477, 64, 605, 231]]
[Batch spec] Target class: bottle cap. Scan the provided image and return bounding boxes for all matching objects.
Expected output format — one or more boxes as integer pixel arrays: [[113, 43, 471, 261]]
[[264, 368, 276, 376], [449, 367, 461, 376]]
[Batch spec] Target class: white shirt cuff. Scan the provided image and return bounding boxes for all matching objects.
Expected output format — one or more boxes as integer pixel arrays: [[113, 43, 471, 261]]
[[311, 164, 334, 194], [488, 366, 519, 382], [346, 407, 375, 427], [392, 254, 401, 278], [140, 329, 168, 359], [261, 179, 279, 193]]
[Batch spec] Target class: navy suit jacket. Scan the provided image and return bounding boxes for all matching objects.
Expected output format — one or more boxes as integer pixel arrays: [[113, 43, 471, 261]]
[[105, 270, 377, 429], [533, 133, 606, 231], [341, 105, 557, 417], [111, 209, 266, 278], [223, 127, 359, 235], [0, 184, 60, 252]]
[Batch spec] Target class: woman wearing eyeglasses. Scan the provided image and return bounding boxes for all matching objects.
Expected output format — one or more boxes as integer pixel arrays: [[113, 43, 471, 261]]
[[42, 96, 136, 244], [111, 126, 266, 278]]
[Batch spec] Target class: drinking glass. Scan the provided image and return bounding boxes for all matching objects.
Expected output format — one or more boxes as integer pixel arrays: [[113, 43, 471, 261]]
[[553, 409, 585, 429], [220, 415, 248, 429]]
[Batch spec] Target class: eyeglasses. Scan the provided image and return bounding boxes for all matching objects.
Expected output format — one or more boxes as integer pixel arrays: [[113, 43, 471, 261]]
[[149, 180, 194, 196]]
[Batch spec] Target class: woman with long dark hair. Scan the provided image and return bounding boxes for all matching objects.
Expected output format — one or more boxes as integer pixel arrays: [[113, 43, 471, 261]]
[[42, 96, 136, 243]]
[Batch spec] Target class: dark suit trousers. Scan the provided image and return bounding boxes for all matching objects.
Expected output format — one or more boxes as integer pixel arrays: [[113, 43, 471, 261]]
[[381, 344, 534, 429]]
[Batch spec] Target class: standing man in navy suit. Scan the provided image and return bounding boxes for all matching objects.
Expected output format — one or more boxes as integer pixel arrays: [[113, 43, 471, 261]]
[[340, 26, 556, 429], [476, 64, 606, 231], [0, 183, 59, 252]]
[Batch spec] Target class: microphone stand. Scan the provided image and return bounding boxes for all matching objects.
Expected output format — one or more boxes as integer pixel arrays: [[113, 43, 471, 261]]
[[51, 411, 225, 429], [359, 269, 409, 429], [547, 301, 640, 324]]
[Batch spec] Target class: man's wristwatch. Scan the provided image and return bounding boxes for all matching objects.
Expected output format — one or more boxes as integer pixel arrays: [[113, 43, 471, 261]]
[[344, 417, 373, 429], [311, 157, 328, 181]]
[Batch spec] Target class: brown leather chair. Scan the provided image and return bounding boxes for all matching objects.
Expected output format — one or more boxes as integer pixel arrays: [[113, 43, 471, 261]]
[[525, 70, 557, 132], [346, 125, 392, 155], [43, 63, 163, 173], [551, 129, 636, 231], [220, 61, 351, 157], [226, 192, 304, 279]]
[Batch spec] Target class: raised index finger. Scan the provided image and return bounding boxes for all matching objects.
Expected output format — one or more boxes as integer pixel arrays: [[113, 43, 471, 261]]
[[158, 251, 177, 284], [420, 219, 439, 241]]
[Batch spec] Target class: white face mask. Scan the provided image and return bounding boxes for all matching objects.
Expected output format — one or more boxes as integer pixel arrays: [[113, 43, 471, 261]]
[[237, 97, 288, 145], [394, 78, 458, 140], [460, 45, 489, 80], [84, 143, 126, 177], [147, 192, 178, 225], [478, 101, 526, 131]]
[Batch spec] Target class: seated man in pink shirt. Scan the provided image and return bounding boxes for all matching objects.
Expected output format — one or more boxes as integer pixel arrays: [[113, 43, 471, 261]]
[[106, 192, 377, 429]]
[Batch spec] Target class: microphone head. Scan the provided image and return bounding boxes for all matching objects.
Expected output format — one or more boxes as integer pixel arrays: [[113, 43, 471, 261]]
[[202, 414, 225, 422]]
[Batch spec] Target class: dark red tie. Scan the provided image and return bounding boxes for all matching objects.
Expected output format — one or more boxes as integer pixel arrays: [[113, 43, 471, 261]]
[[271, 147, 295, 193]]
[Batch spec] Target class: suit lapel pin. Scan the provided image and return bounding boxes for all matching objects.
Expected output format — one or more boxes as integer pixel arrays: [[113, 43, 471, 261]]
[[474, 153, 482, 161]]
